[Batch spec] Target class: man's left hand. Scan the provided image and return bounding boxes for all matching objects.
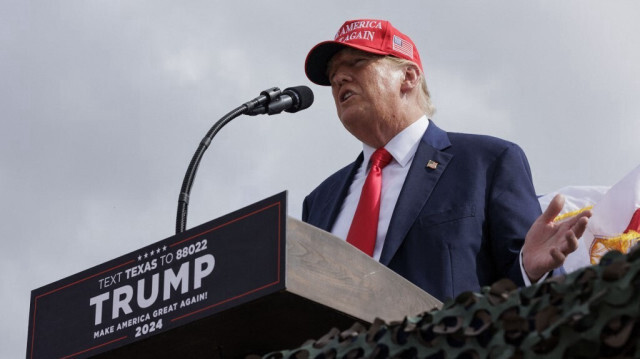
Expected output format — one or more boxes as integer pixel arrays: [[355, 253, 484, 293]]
[[522, 194, 592, 282]]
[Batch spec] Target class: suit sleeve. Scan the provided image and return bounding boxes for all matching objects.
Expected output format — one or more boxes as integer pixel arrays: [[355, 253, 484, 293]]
[[302, 195, 311, 222], [487, 143, 542, 286]]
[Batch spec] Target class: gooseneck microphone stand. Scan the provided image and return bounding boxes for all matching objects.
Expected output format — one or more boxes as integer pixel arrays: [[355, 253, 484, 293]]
[[175, 87, 281, 234]]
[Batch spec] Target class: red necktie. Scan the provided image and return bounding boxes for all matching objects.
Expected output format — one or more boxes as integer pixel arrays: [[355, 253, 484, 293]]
[[346, 148, 393, 256]]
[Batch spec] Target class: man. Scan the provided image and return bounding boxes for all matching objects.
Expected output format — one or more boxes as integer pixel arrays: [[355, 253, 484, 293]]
[[302, 19, 589, 301]]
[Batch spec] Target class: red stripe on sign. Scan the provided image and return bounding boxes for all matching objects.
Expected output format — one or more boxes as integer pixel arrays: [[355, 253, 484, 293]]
[[170, 202, 281, 247]]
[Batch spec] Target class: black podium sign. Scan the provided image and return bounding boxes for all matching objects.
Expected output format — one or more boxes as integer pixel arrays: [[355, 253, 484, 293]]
[[26, 192, 286, 359]]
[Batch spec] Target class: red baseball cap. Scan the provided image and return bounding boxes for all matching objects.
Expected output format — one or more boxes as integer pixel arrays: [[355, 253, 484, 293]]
[[305, 19, 423, 86]]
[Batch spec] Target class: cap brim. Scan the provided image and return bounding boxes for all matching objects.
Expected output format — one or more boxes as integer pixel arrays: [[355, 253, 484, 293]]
[[305, 41, 389, 86]]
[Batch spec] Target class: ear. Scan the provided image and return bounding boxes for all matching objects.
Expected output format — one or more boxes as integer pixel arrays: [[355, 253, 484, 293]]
[[400, 64, 421, 93]]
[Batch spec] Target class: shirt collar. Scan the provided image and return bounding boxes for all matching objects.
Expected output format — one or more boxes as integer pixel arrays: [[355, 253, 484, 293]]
[[362, 115, 429, 167]]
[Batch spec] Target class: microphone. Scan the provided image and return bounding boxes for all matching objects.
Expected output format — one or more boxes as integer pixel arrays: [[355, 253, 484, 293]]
[[245, 86, 314, 116], [176, 85, 313, 233]]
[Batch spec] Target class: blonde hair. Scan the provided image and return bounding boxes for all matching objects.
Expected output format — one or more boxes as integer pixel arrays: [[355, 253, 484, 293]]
[[384, 56, 435, 117]]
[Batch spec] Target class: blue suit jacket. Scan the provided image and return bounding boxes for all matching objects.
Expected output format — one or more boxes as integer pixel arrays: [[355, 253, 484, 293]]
[[302, 121, 542, 301]]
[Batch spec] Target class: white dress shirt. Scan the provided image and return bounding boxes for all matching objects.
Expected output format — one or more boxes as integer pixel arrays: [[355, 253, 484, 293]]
[[331, 116, 429, 261]]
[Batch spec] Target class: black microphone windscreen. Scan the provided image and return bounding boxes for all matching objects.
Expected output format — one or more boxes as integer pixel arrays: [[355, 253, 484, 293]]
[[284, 86, 314, 113]]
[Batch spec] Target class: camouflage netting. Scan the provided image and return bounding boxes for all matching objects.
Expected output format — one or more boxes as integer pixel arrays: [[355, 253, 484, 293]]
[[255, 246, 640, 359]]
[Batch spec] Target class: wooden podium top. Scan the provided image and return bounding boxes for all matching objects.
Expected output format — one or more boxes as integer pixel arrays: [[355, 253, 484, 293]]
[[286, 218, 441, 324]]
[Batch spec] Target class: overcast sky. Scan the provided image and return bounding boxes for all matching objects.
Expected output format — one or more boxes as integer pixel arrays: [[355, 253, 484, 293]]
[[3, 1, 640, 357]]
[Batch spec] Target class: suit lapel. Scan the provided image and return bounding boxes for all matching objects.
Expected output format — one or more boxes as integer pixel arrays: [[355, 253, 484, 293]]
[[379, 121, 453, 265], [316, 153, 364, 232]]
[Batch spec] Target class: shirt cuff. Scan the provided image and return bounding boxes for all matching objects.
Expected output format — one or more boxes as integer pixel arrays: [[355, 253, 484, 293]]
[[520, 248, 549, 286]]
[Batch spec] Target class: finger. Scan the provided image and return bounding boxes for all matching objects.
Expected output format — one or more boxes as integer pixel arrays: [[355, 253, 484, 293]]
[[562, 230, 579, 254], [540, 194, 565, 223], [550, 247, 567, 266], [571, 216, 590, 239], [554, 208, 591, 237], [577, 209, 593, 220], [561, 208, 592, 226]]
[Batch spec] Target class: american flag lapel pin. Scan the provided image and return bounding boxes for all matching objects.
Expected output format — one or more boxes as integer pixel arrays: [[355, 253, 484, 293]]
[[426, 160, 438, 170]]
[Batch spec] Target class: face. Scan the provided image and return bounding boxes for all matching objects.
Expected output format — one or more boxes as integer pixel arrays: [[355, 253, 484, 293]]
[[327, 48, 406, 147]]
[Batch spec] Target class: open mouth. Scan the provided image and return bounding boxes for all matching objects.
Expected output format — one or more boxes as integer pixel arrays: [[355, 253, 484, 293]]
[[340, 90, 354, 103]]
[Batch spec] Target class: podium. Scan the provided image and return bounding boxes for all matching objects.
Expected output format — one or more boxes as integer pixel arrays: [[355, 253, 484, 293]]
[[27, 193, 441, 358]]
